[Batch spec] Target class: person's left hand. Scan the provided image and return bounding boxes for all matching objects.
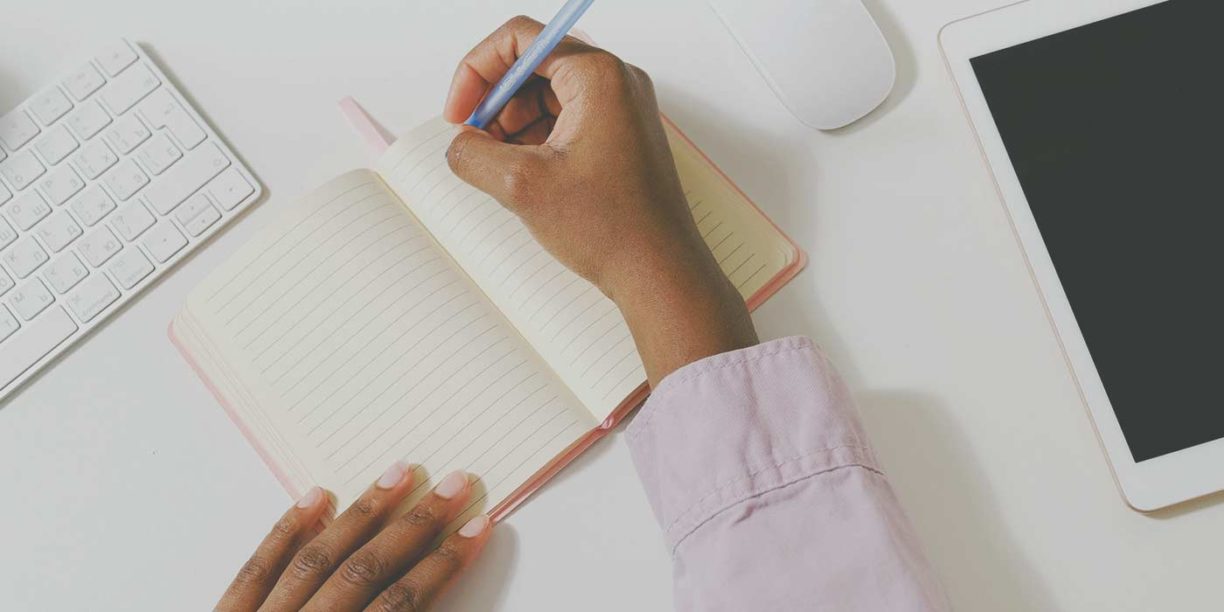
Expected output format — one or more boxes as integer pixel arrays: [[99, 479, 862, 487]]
[[216, 462, 491, 611]]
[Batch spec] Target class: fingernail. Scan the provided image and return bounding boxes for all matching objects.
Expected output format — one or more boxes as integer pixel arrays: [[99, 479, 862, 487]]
[[434, 471, 469, 499], [458, 514, 491, 538], [376, 461, 410, 490], [296, 486, 323, 508]]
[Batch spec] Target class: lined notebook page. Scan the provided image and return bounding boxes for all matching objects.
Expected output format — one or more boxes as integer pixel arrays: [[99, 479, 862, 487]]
[[175, 170, 593, 525], [374, 122, 645, 418], [374, 119, 797, 420]]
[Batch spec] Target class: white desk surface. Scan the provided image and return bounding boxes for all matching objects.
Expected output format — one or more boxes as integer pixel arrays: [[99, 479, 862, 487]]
[[1, 0, 1220, 610]]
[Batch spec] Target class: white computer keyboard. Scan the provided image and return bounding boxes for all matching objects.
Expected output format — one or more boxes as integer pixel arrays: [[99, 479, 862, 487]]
[[0, 39, 262, 400]]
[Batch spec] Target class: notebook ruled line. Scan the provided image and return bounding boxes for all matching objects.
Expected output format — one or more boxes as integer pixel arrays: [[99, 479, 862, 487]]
[[320, 335, 513, 457], [548, 295, 604, 341], [245, 249, 439, 355], [322, 330, 510, 455], [726, 252, 757, 279], [298, 312, 492, 431], [526, 277, 583, 323], [220, 202, 396, 323], [264, 273, 456, 380], [738, 262, 769, 289], [457, 416, 581, 517], [355, 385, 553, 488], [718, 242, 745, 265], [288, 297, 477, 417], [381, 124, 452, 171], [557, 305, 618, 354], [229, 221, 419, 335], [395, 374, 542, 475], [205, 181, 375, 304], [341, 354, 530, 476], [308, 320, 499, 440]]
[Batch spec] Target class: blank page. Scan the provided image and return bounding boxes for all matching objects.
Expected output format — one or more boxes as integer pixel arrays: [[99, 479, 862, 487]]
[[173, 170, 593, 527], [375, 119, 798, 420]]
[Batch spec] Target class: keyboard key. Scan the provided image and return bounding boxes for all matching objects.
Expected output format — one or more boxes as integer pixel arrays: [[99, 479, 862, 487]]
[[9, 279, 54, 320], [2, 237, 49, 278], [144, 143, 229, 214], [182, 202, 220, 236], [6, 192, 52, 231], [0, 270, 13, 297], [0, 110, 40, 150], [29, 87, 73, 126], [138, 90, 206, 149], [135, 133, 181, 175], [38, 166, 85, 206], [96, 41, 138, 77], [0, 307, 18, 342], [34, 211, 83, 252], [100, 64, 160, 115], [65, 273, 119, 322], [65, 101, 112, 141], [77, 227, 122, 267], [101, 159, 148, 201], [109, 202, 154, 240], [63, 63, 106, 101], [141, 221, 187, 262], [33, 126, 79, 165], [0, 219, 16, 250], [0, 182, 10, 206], [0, 151, 47, 191], [42, 253, 89, 294], [104, 115, 150, 154], [69, 188, 116, 226], [206, 168, 254, 211], [107, 247, 153, 289], [73, 140, 118, 179], [0, 305, 76, 388], [173, 193, 212, 223]]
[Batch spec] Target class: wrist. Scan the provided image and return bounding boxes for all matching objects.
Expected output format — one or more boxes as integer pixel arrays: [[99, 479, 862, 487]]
[[603, 241, 758, 385]]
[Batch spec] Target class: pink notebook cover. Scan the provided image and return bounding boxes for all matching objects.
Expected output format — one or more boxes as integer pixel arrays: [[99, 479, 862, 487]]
[[169, 100, 807, 523]]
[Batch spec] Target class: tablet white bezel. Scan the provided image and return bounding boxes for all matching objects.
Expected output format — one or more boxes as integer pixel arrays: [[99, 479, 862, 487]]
[[940, 0, 1222, 511]]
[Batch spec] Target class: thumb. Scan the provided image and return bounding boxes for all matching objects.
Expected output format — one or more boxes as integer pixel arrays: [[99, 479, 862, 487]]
[[447, 127, 551, 211]]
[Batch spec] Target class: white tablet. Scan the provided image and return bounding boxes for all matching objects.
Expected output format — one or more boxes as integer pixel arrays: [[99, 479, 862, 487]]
[[941, 0, 1224, 511]]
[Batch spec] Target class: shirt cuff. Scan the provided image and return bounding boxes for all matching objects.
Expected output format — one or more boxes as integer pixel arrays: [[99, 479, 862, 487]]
[[625, 336, 881, 551]]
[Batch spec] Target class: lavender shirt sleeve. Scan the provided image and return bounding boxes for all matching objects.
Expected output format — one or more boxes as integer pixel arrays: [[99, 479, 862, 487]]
[[626, 337, 948, 611]]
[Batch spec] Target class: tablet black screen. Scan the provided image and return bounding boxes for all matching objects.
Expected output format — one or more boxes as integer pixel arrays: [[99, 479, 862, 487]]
[[970, 0, 1224, 462]]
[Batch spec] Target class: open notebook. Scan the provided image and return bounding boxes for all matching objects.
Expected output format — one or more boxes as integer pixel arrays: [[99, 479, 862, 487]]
[[170, 116, 805, 530]]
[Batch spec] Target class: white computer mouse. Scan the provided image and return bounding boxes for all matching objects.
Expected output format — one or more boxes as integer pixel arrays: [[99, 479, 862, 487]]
[[709, 0, 897, 130]]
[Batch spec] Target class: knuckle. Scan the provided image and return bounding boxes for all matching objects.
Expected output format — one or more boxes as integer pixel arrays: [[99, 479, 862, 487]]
[[502, 158, 542, 204], [588, 50, 627, 77], [430, 543, 464, 575], [375, 580, 424, 612], [270, 515, 298, 539], [291, 544, 334, 579], [339, 550, 386, 587], [625, 63, 654, 90], [506, 15, 538, 31], [402, 503, 439, 528], [350, 496, 379, 518], [445, 135, 470, 174], [233, 555, 270, 586]]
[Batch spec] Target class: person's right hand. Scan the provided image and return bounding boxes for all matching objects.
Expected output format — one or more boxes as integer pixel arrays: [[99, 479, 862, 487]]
[[443, 17, 758, 384]]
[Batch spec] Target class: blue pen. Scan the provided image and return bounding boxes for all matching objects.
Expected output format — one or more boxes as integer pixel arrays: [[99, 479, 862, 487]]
[[465, 0, 596, 129]]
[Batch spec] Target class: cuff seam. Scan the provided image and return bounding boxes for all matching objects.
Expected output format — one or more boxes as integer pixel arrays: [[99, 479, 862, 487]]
[[662, 443, 878, 537], [668, 454, 885, 553]]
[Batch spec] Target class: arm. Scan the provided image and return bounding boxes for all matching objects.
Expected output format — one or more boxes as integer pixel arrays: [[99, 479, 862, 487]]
[[444, 17, 948, 611], [628, 338, 948, 610]]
